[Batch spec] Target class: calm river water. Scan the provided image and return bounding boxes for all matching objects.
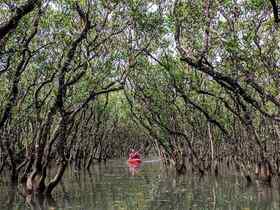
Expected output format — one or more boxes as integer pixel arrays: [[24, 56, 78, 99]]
[[0, 159, 280, 210]]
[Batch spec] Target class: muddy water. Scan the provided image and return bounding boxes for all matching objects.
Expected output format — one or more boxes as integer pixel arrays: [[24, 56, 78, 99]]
[[0, 159, 279, 210]]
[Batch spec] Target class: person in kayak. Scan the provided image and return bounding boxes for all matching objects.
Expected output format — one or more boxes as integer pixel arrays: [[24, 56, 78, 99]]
[[129, 149, 141, 159]]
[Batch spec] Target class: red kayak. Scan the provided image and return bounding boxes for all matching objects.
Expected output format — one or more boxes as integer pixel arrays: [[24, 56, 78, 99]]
[[127, 158, 142, 164]]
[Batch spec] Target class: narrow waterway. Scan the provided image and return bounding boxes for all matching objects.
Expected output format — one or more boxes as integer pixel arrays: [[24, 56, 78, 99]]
[[0, 159, 279, 210]]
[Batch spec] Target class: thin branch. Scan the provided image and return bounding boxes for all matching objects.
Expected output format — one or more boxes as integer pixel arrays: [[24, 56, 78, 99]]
[[269, 0, 279, 23], [0, 0, 40, 42]]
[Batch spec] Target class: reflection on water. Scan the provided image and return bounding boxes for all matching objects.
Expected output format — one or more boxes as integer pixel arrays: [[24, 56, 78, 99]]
[[0, 159, 280, 209], [128, 162, 142, 176]]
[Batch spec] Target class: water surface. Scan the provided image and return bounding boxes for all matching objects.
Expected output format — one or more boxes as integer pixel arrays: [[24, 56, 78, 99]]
[[0, 159, 279, 210]]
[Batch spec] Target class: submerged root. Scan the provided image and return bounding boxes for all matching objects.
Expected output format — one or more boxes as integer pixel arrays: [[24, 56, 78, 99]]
[[255, 159, 272, 184]]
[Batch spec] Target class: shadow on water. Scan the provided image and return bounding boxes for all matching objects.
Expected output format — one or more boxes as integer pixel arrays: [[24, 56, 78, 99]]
[[24, 193, 57, 210], [0, 183, 58, 210], [1, 159, 280, 209], [0, 183, 17, 210]]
